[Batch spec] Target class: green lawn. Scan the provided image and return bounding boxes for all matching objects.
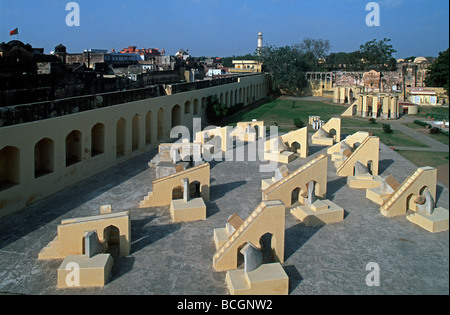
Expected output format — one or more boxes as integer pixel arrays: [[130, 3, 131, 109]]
[[402, 122, 449, 146], [396, 150, 449, 168], [218, 98, 448, 169], [221, 98, 346, 127], [341, 127, 429, 148], [341, 117, 382, 128], [408, 106, 449, 120]]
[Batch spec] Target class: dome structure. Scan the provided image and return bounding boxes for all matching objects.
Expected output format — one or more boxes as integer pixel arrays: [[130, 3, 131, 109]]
[[414, 56, 427, 63]]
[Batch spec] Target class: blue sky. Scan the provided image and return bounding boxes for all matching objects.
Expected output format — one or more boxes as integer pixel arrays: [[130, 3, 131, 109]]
[[0, 0, 448, 58]]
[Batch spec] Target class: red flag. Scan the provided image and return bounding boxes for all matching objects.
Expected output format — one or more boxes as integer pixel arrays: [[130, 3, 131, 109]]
[[10, 28, 18, 36]]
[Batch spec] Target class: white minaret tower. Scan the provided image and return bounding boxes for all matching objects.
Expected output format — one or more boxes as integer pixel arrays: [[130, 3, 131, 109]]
[[257, 32, 263, 54]]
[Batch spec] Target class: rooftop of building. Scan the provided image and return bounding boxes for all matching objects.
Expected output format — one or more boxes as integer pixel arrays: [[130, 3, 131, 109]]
[[0, 131, 448, 295]]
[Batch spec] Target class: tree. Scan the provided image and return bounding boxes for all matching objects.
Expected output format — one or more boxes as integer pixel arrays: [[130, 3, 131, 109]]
[[206, 95, 228, 123], [258, 45, 311, 96], [425, 48, 449, 96], [294, 118, 305, 128], [294, 38, 331, 71], [326, 51, 365, 71], [359, 38, 397, 70]]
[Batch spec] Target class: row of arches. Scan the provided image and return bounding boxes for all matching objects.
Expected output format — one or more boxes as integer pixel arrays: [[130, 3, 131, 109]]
[[0, 111, 164, 190], [218, 82, 267, 108], [0, 77, 269, 196]]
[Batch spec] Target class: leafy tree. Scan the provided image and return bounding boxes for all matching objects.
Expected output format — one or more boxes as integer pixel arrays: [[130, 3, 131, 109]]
[[258, 45, 311, 96], [294, 38, 331, 71], [206, 95, 228, 123], [424, 48, 449, 96], [326, 51, 365, 71], [359, 38, 397, 71]]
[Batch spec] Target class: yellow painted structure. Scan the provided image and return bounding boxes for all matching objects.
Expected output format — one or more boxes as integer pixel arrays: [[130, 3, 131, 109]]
[[139, 163, 210, 208], [291, 199, 344, 227], [311, 117, 341, 146], [406, 208, 449, 233], [170, 198, 206, 223], [335, 136, 380, 177], [230, 60, 263, 74], [195, 126, 233, 153], [327, 132, 370, 159], [38, 211, 131, 260], [347, 174, 383, 189], [366, 175, 400, 205], [0, 74, 269, 218], [233, 121, 265, 142], [340, 90, 400, 120], [212, 200, 285, 272], [265, 127, 309, 158], [381, 167, 437, 217], [225, 263, 289, 295], [57, 254, 113, 288], [262, 154, 328, 207]]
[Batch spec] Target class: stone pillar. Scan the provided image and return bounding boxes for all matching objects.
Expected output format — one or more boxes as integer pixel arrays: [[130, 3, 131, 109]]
[[362, 95, 368, 117], [333, 87, 339, 103], [382, 96, 390, 120], [392, 96, 399, 119], [340, 87, 346, 104], [182, 178, 190, 202], [306, 181, 317, 207], [357, 95, 363, 116], [240, 242, 262, 274], [372, 96, 378, 119]]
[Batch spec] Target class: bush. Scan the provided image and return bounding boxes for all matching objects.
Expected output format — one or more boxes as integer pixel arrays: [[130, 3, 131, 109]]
[[294, 118, 305, 128], [430, 127, 441, 135], [205, 95, 228, 122], [414, 120, 430, 128], [368, 118, 377, 124], [382, 123, 393, 134]]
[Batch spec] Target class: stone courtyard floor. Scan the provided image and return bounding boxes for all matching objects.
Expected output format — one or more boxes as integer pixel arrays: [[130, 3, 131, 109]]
[[0, 136, 448, 295]]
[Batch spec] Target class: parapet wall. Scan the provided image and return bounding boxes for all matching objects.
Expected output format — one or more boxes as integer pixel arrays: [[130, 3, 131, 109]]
[[0, 74, 269, 218], [0, 74, 261, 128]]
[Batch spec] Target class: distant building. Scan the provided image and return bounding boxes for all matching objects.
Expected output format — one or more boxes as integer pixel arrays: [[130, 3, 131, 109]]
[[229, 60, 263, 73], [409, 88, 438, 106], [206, 68, 226, 77], [398, 57, 431, 88], [119, 46, 162, 61], [175, 49, 190, 60], [66, 51, 139, 69]]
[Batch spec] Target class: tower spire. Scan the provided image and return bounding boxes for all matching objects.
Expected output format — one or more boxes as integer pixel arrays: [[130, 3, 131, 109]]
[[257, 32, 263, 55]]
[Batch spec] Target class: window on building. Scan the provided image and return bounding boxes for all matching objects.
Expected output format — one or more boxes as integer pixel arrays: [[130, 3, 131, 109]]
[[0, 146, 20, 190], [91, 123, 105, 157], [34, 138, 54, 178], [66, 130, 82, 167]]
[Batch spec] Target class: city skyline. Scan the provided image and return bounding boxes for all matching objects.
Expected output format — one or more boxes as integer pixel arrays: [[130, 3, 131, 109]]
[[0, 0, 449, 58]]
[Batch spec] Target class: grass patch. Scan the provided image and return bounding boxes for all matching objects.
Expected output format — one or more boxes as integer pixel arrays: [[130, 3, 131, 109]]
[[409, 106, 449, 120], [396, 150, 449, 168], [341, 127, 429, 148], [222, 98, 345, 127], [341, 117, 383, 128], [402, 122, 450, 146]]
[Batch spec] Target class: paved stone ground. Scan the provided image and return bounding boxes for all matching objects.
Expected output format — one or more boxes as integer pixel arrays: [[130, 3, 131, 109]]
[[0, 137, 448, 295]]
